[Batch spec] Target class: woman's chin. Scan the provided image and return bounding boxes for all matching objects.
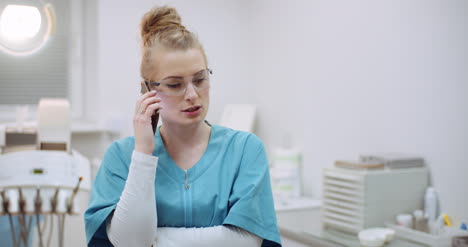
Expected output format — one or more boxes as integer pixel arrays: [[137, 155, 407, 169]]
[[163, 114, 207, 127]]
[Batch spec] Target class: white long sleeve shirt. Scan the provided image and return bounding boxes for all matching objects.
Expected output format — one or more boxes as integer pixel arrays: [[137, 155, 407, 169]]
[[106, 151, 262, 247]]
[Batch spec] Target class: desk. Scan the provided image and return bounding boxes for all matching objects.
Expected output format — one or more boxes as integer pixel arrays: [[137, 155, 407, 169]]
[[276, 199, 425, 247]]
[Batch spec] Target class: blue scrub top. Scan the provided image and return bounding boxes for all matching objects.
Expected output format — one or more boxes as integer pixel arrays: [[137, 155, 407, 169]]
[[84, 122, 281, 247]]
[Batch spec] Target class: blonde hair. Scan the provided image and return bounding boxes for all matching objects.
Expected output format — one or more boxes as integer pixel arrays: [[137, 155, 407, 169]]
[[140, 6, 207, 79]]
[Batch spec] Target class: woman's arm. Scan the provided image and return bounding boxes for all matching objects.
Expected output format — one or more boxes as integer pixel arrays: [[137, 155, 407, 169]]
[[106, 151, 158, 247], [154, 225, 262, 247], [106, 151, 262, 247]]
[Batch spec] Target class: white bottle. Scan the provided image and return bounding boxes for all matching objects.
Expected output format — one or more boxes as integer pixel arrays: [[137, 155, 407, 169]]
[[424, 187, 438, 222]]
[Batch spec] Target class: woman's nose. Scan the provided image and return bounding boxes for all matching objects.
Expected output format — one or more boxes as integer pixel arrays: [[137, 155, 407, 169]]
[[184, 82, 199, 100]]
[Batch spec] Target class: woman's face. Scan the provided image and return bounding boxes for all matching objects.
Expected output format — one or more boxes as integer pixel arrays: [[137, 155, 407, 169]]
[[149, 48, 210, 127]]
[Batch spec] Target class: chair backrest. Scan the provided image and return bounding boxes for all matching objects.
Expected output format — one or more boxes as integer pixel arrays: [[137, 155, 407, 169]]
[[219, 104, 256, 133]]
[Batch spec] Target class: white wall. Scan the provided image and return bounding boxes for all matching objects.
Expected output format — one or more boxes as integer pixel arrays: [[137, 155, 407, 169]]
[[249, 0, 468, 220], [94, 0, 255, 137], [89, 0, 467, 221]]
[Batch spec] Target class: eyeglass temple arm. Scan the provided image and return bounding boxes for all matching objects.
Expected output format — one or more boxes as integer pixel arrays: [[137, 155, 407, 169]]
[[144, 81, 161, 89]]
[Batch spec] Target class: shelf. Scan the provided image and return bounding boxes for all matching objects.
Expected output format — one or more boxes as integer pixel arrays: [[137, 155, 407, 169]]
[[274, 197, 322, 212]]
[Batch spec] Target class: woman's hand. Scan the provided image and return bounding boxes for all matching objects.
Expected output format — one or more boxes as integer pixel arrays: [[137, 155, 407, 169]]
[[134, 90, 162, 155]]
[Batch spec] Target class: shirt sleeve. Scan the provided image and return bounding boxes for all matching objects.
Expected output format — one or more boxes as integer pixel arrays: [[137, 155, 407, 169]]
[[154, 225, 262, 247], [84, 141, 158, 246], [222, 134, 282, 247], [84, 142, 124, 246], [106, 151, 158, 246]]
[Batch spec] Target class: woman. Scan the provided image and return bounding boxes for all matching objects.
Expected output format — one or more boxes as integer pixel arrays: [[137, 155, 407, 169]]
[[84, 6, 281, 247]]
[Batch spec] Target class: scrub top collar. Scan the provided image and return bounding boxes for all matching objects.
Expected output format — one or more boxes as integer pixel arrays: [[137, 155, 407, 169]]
[[153, 120, 218, 184]]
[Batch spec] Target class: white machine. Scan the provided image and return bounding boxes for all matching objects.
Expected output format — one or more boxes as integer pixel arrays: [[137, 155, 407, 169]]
[[0, 98, 91, 247], [0, 150, 91, 246], [322, 166, 429, 234], [0, 150, 91, 213]]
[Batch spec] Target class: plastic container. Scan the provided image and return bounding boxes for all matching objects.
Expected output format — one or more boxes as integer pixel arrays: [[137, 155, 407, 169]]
[[413, 209, 429, 232], [396, 214, 413, 228], [358, 228, 395, 247], [270, 147, 302, 200]]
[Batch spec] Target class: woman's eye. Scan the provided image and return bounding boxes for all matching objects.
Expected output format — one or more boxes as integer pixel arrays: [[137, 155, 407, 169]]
[[193, 78, 206, 85], [167, 83, 181, 88], [149, 82, 160, 88]]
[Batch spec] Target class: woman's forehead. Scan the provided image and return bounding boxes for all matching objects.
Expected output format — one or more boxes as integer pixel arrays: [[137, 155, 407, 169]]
[[151, 47, 206, 79]]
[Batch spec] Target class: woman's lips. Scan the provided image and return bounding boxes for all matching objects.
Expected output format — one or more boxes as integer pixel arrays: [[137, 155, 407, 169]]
[[182, 106, 202, 117], [182, 105, 201, 112]]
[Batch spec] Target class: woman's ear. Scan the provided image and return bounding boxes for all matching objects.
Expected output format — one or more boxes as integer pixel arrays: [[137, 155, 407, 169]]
[[140, 81, 149, 94]]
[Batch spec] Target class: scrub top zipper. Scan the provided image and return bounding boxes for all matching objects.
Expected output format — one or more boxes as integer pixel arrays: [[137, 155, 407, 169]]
[[184, 170, 190, 189], [183, 169, 193, 226]]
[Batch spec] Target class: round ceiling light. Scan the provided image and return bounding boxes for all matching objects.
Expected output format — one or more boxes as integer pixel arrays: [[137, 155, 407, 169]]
[[0, 1, 55, 56]]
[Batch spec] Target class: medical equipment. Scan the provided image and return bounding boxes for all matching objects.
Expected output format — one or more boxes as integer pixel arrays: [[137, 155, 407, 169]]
[[0, 98, 71, 154], [0, 98, 90, 247], [322, 166, 429, 234], [0, 149, 91, 247]]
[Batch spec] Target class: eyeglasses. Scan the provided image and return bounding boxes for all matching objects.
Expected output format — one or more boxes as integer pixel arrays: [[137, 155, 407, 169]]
[[144, 69, 212, 97]]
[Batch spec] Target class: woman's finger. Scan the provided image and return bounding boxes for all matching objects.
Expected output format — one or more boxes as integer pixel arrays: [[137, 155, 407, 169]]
[[143, 102, 162, 118], [135, 91, 158, 115], [135, 91, 150, 108], [141, 93, 161, 107], [138, 94, 161, 115], [135, 91, 156, 108]]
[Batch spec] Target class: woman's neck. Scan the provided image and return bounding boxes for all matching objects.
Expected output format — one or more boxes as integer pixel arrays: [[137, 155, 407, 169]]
[[160, 121, 211, 151]]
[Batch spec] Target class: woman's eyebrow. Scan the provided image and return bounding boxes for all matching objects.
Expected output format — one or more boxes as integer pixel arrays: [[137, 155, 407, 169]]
[[193, 69, 205, 76], [162, 75, 184, 80]]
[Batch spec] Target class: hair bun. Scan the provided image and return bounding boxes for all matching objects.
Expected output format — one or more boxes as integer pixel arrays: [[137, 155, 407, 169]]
[[141, 6, 186, 46]]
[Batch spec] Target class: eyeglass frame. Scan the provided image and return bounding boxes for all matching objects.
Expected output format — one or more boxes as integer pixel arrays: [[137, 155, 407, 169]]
[[143, 69, 213, 96]]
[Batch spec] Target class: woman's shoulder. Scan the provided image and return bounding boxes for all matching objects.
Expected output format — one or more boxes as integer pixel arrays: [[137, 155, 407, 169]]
[[212, 124, 264, 148], [101, 136, 136, 168], [112, 136, 136, 151], [104, 136, 135, 154]]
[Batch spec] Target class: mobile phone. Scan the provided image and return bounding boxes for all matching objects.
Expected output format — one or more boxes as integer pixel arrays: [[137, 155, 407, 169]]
[[140, 81, 159, 134]]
